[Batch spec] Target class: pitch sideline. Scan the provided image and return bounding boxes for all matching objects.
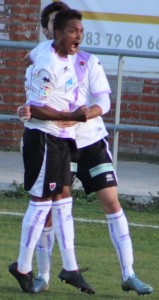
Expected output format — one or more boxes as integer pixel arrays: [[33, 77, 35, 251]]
[[0, 211, 159, 230]]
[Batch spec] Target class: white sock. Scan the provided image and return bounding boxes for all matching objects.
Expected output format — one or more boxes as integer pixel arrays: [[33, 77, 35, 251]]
[[17, 200, 52, 274], [52, 197, 78, 271], [36, 226, 55, 284], [106, 209, 135, 281]]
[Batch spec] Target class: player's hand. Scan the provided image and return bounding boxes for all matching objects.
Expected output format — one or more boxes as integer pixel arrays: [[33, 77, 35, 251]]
[[72, 105, 89, 122], [17, 105, 31, 122], [54, 120, 78, 128]]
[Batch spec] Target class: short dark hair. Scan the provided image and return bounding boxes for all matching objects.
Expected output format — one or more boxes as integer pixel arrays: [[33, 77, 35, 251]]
[[41, 1, 70, 28], [53, 9, 82, 32]]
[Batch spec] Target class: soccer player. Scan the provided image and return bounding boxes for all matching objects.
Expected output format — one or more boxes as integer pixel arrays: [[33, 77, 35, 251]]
[[18, 1, 153, 296], [8, 8, 95, 295]]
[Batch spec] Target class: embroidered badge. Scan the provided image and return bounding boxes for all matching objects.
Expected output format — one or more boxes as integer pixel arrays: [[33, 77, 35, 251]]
[[39, 83, 52, 100], [79, 60, 85, 66], [49, 182, 56, 191]]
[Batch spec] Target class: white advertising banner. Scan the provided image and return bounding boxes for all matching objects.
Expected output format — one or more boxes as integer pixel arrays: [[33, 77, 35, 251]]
[[40, 0, 159, 77]]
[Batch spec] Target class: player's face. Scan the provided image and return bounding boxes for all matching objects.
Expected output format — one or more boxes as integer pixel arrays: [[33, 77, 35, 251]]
[[43, 12, 57, 40], [56, 19, 84, 56]]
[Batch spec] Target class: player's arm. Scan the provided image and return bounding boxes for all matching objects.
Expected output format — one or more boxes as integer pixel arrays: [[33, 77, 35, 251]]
[[24, 52, 32, 66], [87, 55, 111, 116], [24, 42, 42, 66], [31, 104, 89, 122], [83, 93, 111, 119], [53, 94, 110, 128], [17, 103, 89, 122]]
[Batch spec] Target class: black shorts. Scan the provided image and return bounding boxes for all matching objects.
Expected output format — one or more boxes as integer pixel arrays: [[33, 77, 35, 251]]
[[71, 137, 117, 195], [22, 128, 72, 197]]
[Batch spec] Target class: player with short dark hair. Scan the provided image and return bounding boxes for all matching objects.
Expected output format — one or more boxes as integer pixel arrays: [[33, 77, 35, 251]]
[[17, 1, 153, 296], [8, 8, 95, 295]]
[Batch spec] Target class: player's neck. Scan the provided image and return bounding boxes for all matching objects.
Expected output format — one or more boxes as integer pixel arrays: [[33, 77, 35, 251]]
[[52, 41, 68, 58]]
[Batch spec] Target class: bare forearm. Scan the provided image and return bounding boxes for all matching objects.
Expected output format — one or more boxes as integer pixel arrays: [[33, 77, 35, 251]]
[[31, 105, 88, 122]]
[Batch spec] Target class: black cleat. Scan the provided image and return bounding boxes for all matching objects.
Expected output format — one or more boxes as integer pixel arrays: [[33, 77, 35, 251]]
[[8, 262, 34, 293], [58, 268, 95, 295]]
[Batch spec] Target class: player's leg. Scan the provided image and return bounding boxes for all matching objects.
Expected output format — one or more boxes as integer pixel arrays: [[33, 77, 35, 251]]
[[33, 209, 54, 292], [52, 147, 95, 295], [97, 186, 153, 295], [33, 139, 95, 294], [77, 137, 153, 295], [9, 129, 53, 293], [31, 136, 69, 293]]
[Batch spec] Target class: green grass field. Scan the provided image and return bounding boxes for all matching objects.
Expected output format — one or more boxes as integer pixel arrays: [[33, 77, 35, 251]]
[[0, 189, 159, 300]]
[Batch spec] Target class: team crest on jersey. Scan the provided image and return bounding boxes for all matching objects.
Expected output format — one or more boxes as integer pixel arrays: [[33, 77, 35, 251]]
[[79, 60, 85, 66], [49, 182, 56, 191]]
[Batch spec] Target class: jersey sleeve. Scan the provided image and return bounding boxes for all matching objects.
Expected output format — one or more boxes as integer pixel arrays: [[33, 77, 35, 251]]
[[29, 45, 39, 62], [88, 54, 111, 98], [29, 40, 53, 63]]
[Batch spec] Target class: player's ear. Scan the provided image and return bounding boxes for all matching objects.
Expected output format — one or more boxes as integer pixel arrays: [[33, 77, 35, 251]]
[[54, 29, 62, 39], [43, 28, 49, 38]]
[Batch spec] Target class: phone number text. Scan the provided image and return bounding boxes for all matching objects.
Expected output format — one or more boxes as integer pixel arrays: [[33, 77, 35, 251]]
[[83, 32, 159, 51]]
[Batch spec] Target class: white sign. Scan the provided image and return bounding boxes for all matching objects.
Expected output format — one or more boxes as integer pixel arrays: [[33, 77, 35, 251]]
[[40, 0, 159, 77]]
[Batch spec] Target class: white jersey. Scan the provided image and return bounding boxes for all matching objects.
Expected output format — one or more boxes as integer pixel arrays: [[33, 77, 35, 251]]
[[28, 41, 111, 146], [72, 51, 111, 148], [29, 40, 52, 63], [25, 41, 78, 139]]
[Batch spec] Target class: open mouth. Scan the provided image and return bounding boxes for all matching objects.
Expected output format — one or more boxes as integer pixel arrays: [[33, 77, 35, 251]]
[[70, 42, 80, 53]]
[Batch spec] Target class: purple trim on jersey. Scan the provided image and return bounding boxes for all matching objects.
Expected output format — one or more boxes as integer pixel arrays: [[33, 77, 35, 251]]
[[73, 86, 79, 108], [74, 52, 91, 83], [28, 101, 46, 107], [58, 128, 71, 138], [69, 86, 78, 110], [25, 209, 43, 247], [92, 90, 111, 98], [69, 103, 76, 111]]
